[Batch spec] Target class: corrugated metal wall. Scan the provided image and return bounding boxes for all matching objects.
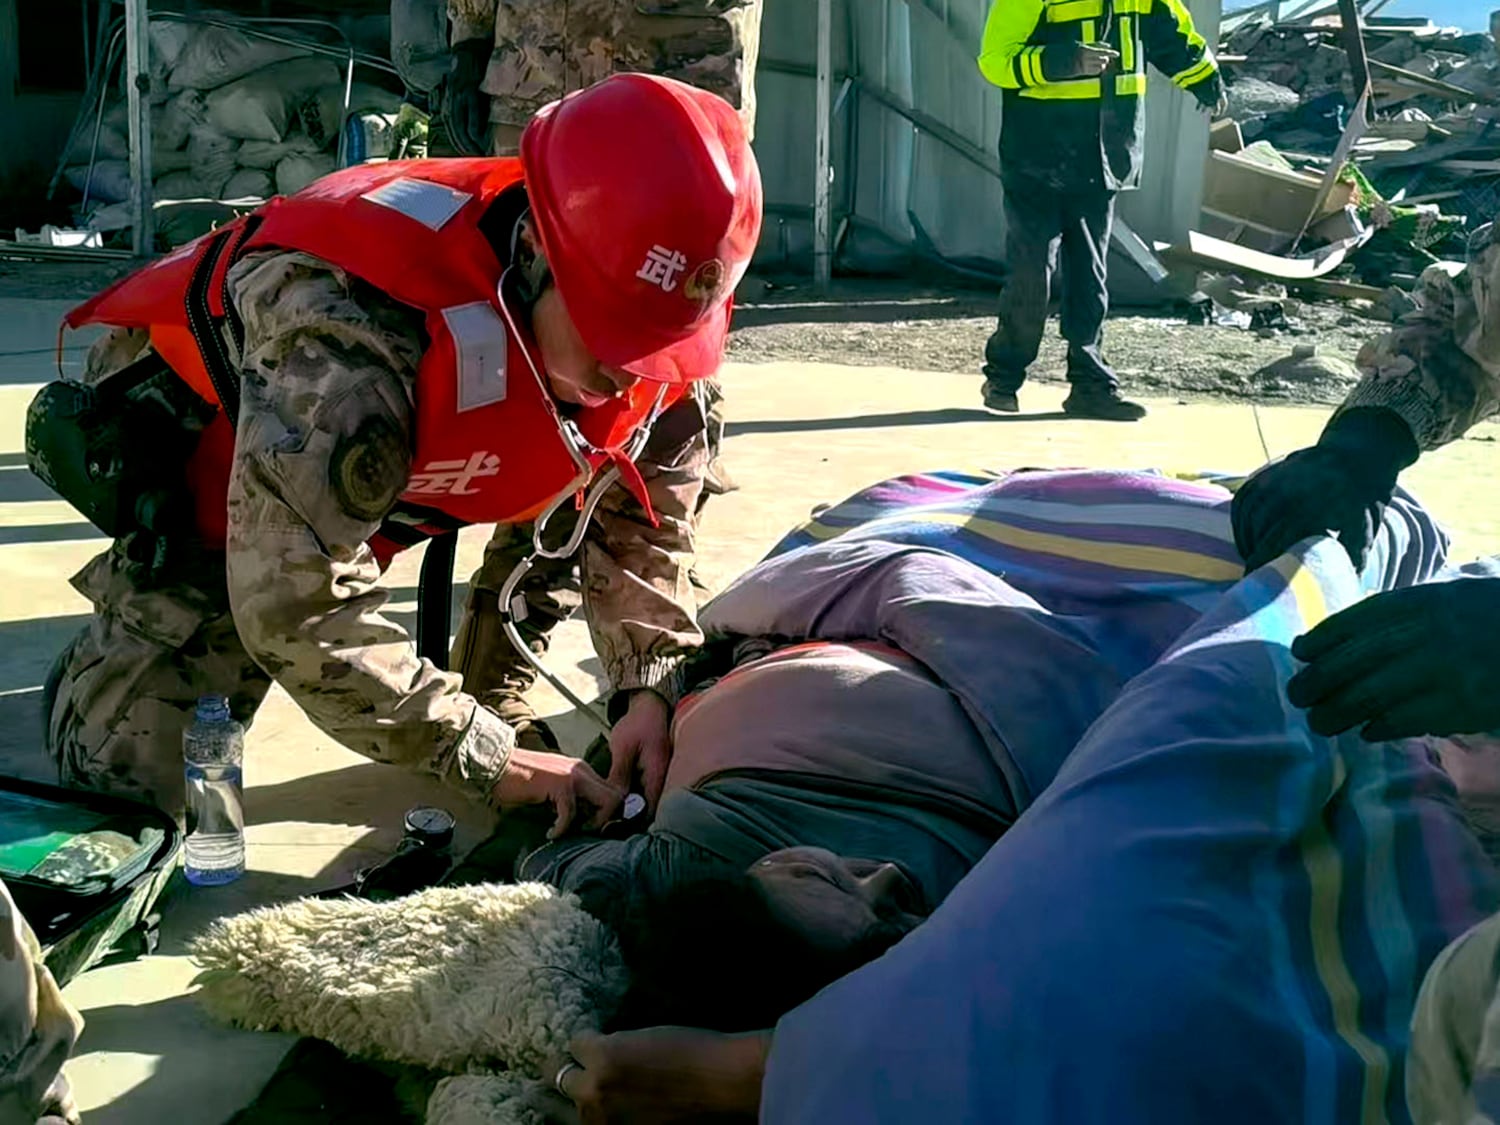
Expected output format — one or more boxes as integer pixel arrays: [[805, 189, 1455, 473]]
[[752, 0, 1221, 299]]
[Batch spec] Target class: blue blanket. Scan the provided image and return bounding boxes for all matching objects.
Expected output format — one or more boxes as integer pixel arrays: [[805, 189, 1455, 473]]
[[758, 472, 1497, 1125]]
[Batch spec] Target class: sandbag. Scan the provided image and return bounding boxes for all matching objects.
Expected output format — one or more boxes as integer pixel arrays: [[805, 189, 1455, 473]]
[[157, 89, 208, 150], [86, 201, 134, 233], [168, 26, 309, 91], [222, 168, 275, 202], [205, 57, 341, 143], [77, 94, 204, 167], [185, 127, 237, 196], [154, 171, 214, 201], [298, 81, 404, 149], [64, 162, 132, 205], [67, 124, 129, 165], [275, 153, 336, 196], [146, 20, 193, 99], [152, 147, 193, 176], [237, 133, 323, 170]]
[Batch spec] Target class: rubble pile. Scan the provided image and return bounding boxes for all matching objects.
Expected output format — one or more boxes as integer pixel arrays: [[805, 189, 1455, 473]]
[[1181, 8, 1494, 309]]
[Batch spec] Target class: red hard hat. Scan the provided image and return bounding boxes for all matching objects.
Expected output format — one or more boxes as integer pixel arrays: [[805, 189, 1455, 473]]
[[521, 73, 763, 384]]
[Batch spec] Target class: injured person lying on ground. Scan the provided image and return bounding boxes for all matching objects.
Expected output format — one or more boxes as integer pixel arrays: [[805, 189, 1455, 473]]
[[186, 465, 1500, 1125]]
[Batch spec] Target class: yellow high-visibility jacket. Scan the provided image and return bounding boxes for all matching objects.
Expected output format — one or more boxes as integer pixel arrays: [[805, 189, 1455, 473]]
[[978, 0, 1220, 191]]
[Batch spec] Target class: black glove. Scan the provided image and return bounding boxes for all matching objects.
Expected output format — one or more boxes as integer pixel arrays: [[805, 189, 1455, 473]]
[[1231, 407, 1419, 573], [439, 37, 493, 156], [1288, 577, 1500, 741], [1192, 72, 1226, 115]]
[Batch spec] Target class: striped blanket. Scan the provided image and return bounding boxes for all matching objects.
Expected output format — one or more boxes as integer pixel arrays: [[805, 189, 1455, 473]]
[[767, 466, 1452, 607], [756, 469, 1496, 1125]]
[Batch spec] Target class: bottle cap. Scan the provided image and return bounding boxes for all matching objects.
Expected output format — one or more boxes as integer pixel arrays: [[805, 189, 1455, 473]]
[[195, 694, 230, 721]]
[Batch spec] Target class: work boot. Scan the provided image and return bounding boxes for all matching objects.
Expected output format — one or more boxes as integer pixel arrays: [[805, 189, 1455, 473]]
[[1062, 386, 1148, 421], [983, 386, 1020, 414]]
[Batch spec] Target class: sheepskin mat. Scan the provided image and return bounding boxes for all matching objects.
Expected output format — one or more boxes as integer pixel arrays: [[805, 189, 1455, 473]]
[[426, 1074, 557, 1125], [188, 882, 629, 1077]]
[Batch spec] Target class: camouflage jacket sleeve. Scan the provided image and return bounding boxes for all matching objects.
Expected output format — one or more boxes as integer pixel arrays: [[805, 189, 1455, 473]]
[[579, 388, 710, 702], [1339, 228, 1500, 452], [0, 879, 83, 1124], [447, 0, 497, 44], [223, 250, 514, 804]]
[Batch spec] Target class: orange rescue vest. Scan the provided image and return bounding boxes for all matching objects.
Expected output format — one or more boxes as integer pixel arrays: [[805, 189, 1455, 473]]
[[64, 159, 675, 565]]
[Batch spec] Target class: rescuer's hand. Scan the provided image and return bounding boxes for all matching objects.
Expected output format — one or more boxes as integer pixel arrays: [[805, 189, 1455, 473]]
[[1060, 42, 1120, 78], [492, 748, 624, 840]]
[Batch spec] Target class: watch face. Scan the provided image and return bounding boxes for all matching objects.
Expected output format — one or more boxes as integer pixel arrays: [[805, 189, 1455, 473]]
[[405, 806, 456, 837]]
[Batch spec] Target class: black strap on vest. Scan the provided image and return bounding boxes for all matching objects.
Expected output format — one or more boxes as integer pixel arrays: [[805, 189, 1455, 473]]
[[415, 530, 458, 672], [185, 219, 261, 426]]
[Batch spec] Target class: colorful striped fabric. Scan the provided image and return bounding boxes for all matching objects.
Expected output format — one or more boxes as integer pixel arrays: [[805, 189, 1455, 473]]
[[759, 471, 1494, 1125], [766, 467, 1451, 606]]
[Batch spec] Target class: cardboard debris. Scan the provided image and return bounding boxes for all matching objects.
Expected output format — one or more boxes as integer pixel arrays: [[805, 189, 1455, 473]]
[[1200, 148, 1354, 252], [1199, 2, 1489, 296], [1166, 228, 1371, 281]]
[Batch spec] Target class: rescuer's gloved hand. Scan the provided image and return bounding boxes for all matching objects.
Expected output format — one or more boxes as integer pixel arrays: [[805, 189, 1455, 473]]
[[1288, 577, 1500, 741], [1231, 407, 1419, 573]]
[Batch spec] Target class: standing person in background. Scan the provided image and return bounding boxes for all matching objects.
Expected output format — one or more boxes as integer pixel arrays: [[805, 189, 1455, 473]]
[[390, 0, 762, 755], [976, 0, 1223, 420]]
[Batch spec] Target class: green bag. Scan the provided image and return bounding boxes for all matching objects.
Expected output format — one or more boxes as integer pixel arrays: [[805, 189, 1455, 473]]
[[0, 777, 180, 987]]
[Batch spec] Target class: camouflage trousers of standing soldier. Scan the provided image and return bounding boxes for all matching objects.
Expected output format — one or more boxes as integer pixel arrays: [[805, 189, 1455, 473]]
[[449, 381, 730, 749], [43, 382, 730, 808], [0, 878, 84, 1124]]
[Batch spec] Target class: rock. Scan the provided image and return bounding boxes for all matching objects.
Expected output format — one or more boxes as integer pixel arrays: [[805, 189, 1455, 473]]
[[1199, 274, 1288, 313], [1374, 286, 1419, 323], [1224, 76, 1300, 120], [1254, 351, 1362, 391]]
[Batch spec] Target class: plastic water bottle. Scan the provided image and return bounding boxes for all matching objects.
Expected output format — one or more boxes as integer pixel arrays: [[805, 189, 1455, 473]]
[[183, 694, 245, 886]]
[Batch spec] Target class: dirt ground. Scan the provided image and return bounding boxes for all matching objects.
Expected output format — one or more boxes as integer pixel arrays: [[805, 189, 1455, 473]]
[[728, 277, 1384, 407], [2, 257, 1386, 407]]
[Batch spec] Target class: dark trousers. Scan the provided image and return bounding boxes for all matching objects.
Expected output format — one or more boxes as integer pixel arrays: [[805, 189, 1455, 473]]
[[983, 183, 1118, 394]]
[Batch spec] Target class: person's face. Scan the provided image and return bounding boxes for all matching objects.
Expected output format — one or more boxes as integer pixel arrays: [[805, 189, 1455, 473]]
[[748, 846, 925, 955], [530, 285, 638, 409]]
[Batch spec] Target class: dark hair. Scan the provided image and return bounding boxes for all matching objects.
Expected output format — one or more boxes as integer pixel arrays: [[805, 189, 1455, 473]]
[[608, 854, 905, 1033]]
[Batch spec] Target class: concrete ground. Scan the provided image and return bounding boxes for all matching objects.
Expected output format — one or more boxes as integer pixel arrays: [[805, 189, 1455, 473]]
[[0, 294, 1496, 1122]]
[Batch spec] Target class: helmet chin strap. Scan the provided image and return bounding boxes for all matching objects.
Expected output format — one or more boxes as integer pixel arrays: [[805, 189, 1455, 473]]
[[491, 270, 669, 739]]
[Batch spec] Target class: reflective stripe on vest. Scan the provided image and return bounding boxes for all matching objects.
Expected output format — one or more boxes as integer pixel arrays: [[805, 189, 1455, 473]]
[[1026, 0, 1151, 101], [1044, 0, 1151, 21], [1019, 72, 1146, 99]]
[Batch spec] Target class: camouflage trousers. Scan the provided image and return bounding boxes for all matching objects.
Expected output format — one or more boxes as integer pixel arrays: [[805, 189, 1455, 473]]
[[481, 0, 763, 155], [0, 879, 84, 1125], [44, 543, 272, 820], [449, 382, 730, 737]]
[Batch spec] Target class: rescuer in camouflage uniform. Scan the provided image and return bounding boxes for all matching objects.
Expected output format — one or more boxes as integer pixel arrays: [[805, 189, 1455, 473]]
[[394, 0, 760, 756], [0, 879, 83, 1125], [425, 0, 762, 157], [42, 75, 762, 832], [45, 251, 705, 823]]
